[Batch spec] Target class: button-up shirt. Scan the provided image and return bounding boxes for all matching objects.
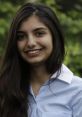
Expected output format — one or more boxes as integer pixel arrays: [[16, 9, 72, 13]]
[[28, 64, 82, 117]]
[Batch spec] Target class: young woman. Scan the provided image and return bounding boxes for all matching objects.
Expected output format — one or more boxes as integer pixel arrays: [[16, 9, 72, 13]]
[[0, 2, 82, 117]]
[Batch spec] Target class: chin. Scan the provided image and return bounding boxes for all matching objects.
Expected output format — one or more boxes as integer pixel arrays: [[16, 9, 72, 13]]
[[26, 60, 45, 66]]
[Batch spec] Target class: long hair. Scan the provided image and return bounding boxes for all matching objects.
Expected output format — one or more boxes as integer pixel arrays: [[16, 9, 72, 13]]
[[0, 3, 65, 117]]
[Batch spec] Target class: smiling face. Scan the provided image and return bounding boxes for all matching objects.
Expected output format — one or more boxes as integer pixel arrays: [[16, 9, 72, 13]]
[[17, 15, 53, 66]]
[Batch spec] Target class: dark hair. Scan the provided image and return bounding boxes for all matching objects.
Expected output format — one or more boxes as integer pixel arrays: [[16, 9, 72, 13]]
[[0, 3, 65, 117]]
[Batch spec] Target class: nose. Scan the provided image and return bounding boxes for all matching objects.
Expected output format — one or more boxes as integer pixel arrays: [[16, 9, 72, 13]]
[[26, 35, 36, 48]]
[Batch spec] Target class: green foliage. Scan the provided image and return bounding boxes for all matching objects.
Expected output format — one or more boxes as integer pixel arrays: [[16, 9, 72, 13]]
[[0, 2, 20, 54], [64, 43, 82, 76]]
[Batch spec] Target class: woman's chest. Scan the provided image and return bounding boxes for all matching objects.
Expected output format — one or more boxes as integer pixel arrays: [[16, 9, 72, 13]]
[[28, 94, 72, 117]]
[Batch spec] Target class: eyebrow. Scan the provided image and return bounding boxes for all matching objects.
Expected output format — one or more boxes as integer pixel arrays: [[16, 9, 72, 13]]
[[17, 27, 48, 33], [32, 27, 48, 32]]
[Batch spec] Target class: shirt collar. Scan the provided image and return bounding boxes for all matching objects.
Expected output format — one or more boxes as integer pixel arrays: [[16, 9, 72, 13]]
[[51, 64, 73, 84]]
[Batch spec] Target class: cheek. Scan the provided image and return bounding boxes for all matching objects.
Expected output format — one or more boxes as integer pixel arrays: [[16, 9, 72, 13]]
[[17, 43, 21, 52], [47, 37, 53, 51], [47, 40, 53, 56], [17, 41, 25, 51]]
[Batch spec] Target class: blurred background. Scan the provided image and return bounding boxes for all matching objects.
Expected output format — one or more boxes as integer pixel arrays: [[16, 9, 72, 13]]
[[0, 0, 82, 77]]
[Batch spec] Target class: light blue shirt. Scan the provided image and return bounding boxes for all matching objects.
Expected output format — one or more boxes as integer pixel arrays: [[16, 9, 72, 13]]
[[28, 64, 82, 117]]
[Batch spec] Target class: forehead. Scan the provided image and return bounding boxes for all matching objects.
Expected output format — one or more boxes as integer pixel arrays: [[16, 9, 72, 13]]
[[19, 15, 48, 31]]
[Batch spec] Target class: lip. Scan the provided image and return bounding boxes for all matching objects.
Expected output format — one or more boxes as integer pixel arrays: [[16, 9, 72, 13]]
[[24, 48, 42, 52], [24, 48, 43, 57]]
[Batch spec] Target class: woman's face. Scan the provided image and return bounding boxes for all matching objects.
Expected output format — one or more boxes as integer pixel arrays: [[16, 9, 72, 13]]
[[17, 15, 53, 65]]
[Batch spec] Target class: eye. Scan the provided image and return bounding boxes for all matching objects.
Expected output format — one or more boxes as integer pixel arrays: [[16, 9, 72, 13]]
[[16, 32, 26, 41], [35, 31, 46, 37]]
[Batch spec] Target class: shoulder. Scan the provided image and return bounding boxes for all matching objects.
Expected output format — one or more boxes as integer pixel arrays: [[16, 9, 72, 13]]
[[70, 76, 82, 113], [72, 75, 82, 82], [51, 64, 82, 90], [71, 75, 82, 90], [57, 64, 82, 91]]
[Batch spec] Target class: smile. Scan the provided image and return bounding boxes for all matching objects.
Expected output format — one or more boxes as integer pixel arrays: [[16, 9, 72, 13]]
[[24, 49, 43, 57]]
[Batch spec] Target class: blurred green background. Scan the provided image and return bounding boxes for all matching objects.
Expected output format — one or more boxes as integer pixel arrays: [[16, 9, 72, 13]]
[[0, 0, 82, 77]]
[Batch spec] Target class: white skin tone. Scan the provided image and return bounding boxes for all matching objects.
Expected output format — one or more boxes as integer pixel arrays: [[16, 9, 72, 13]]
[[17, 15, 53, 95]]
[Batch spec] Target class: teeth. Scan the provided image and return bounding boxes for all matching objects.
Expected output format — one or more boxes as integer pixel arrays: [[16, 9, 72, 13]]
[[28, 50, 40, 54]]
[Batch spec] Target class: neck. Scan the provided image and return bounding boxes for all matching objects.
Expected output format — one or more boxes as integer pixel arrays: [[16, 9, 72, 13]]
[[30, 64, 51, 96], [30, 65, 50, 85]]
